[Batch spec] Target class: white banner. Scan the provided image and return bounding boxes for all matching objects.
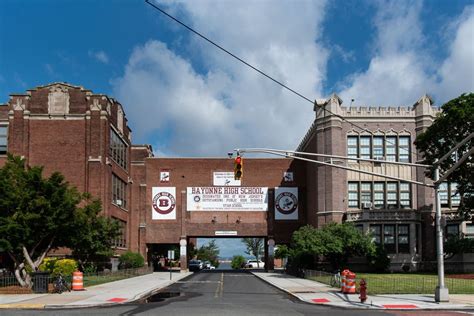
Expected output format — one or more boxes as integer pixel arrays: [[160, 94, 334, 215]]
[[275, 187, 298, 220], [152, 187, 177, 220], [187, 187, 268, 211], [213, 172, 241, 186]]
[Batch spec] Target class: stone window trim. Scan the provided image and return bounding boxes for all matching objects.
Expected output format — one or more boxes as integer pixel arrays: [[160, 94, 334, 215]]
[[346, 133, 411, 163], [347, 181, 412, 210]]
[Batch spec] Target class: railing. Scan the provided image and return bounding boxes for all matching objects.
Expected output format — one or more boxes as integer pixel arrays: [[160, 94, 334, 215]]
[[303, 269, 474, 295], [0, 266, 153, 294]]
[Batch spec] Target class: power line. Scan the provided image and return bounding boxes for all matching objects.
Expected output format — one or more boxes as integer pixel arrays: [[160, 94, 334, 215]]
[[145, 0, 418, 161]]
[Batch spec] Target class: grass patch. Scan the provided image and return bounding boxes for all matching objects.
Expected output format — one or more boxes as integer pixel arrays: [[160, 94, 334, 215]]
[[83, 274, 133, 287], [309, 273, 474, 294]]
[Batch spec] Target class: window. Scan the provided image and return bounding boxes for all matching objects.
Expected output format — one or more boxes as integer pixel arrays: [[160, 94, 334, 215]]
[[347, 136, 358, 159], [439, 182, 449, 206], [373, 136, 384, 159], [385, 136, 397, 161], [0, 125, 7, 155], [446, 224, 459, 238], [360, 183, 372, 207], [439, 182, 460, 208], [370, 225, 382, 244], [384, 225, 396, 253], [112, 173, 127, 209], [371, 224, 412, 254], [387, 182, 398, 208], [451, 183, 460, 206], [110, 129, 128, 169], [398, 225, 409, 253], [347, 181, 411, 209], [112, 218, 127, 248], [348, 182, 359, 208], [466, 224, 474, 239], [346, 134, 411, 162], [360, 136, 371, 159], [398, 136, 410, 162], [400, 183, 411, 208], [373, 182, 385, 208], [355, 224, 364, 233]]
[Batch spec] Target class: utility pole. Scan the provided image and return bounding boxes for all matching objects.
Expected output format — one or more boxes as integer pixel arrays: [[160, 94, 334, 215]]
[[433, 161, 448, 302]]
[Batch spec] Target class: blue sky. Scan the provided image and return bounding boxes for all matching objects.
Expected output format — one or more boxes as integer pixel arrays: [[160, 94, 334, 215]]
[[1, 0, 473, 157]]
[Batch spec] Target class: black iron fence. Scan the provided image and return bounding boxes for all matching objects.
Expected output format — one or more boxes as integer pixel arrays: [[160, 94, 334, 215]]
[[303, 269, 474, 295]]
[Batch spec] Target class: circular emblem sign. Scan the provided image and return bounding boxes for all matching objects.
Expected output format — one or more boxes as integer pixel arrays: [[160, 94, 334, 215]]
[[152, 192, 176, 215], [275, 192, 298, 215]]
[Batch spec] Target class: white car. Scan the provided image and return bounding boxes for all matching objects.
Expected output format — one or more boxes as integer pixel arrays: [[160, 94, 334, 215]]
[[246, 259, 265, 268]]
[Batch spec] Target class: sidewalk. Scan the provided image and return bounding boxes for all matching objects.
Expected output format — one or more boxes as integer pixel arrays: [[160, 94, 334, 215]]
[[0, 271, 191, 309], [252, 271, 474, 310]]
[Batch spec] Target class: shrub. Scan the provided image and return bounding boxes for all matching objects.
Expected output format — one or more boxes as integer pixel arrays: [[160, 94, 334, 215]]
[[38, 258, 78, 276], [38, 257, 57, 273], [53, 259, 78, 276], [119, 251, 145, 269], [231, 255, 246, 269], [367, 245, 390, 272]]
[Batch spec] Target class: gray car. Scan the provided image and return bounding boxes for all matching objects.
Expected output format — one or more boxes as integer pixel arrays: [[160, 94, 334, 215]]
[[189, 260, 203, 272]]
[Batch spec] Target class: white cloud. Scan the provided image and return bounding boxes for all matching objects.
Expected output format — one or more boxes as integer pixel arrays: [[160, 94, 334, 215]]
[[338, 1, 474, 106], [88, 50, 109, 64], [113, 0, 329, 157], [436, 6, 474, 100], [44, 63, 57, 76], [338, 0, 434, 106]]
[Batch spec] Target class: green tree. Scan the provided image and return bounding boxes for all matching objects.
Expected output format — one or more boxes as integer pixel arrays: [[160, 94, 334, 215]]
[[415, 93, 473, 219], [290, 223, 376, 270], [444, 235, 474, 259], [0, 155, 119, 287], [274, 244, 289, 259], [231, 255, 246, 269], [242, 238, 264, 267], [70, 196, 120, 267], [196, 239, 220, 267]]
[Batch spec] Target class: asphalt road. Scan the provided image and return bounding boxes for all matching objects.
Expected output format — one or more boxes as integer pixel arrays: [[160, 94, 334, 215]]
[[3, 271, 471, 316]]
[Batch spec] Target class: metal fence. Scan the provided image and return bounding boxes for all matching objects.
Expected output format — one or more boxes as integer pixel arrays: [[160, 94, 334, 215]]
[[303, 269, 474, 295], [0, 266, 153, 294]]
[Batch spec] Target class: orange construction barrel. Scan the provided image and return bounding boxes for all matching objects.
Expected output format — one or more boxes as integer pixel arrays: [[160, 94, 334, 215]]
[[345, 271, 356, 294], [341, 269, 350, 293], [72, 271, 85, 291]]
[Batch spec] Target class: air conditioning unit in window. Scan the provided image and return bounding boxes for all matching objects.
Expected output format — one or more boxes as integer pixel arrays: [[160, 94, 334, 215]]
[[362, 202, 373, 209], [116, 200, 122, 206]]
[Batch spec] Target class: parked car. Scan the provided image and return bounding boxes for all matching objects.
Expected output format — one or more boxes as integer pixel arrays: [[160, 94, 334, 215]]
[[245, 259, 265, 268], [189, 260, 203, 272], [203, 261, 211, 269]]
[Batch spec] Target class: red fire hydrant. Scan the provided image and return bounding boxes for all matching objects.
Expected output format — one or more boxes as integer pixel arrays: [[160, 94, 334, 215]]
[[359, 279, 367, 303]]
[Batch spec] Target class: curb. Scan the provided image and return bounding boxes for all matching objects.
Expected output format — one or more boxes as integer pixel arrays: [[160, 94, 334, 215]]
[[250, 272, 474, 311], [0, 272, 193, 310], [44, 272, 194, 309]]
